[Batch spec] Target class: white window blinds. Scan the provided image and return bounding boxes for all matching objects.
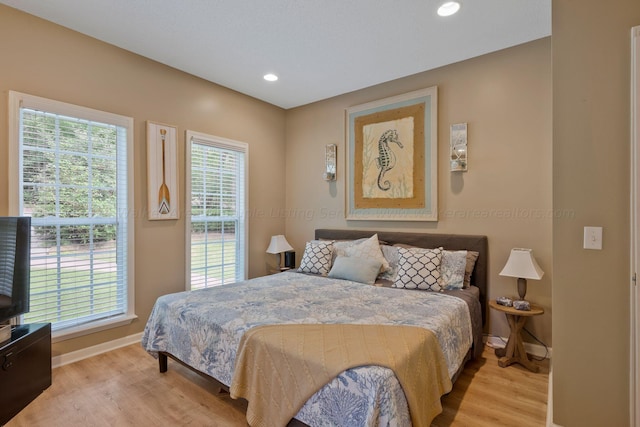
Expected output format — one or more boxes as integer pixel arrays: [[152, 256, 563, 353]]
[[187, 132, 247, 290], [9, 91, 134, 335]]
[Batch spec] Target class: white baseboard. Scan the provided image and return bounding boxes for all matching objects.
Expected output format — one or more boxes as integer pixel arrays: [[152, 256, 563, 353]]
[[52, 332, 143, 369], [546, 369, 564, 427]]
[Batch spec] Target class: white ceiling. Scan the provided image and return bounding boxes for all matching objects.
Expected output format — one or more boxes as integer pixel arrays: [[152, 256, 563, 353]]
[[1, 0, 551, 109]]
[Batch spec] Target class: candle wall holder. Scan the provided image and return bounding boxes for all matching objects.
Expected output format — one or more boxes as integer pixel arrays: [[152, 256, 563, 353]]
[[450, 123, 467, 172]]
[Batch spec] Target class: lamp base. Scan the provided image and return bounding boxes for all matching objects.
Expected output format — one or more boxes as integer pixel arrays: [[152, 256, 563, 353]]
[[517, 277, 528, 300]]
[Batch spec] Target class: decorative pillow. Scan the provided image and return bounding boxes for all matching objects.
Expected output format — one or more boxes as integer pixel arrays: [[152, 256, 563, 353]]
[[379, 245, 400, 281], [297, 240, 333, 276], [328, 256, 383, 285], [331, 238, 369, 262], [342, 234, 390, 273], [439, 250, 468, 290], [393, 247, 443, 291], [463, 251, 480, 288]]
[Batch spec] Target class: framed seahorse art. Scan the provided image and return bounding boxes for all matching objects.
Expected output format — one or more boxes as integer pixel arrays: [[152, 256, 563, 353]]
[[147, 121, 179, 220], [345, 87, 438, 221]]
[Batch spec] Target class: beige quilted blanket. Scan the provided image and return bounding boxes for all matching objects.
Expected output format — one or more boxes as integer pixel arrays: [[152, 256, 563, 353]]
[[229, 323, 452, 427]]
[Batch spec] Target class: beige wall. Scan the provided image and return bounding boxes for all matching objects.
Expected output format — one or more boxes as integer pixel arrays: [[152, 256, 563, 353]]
[[0, 6, 287, 356], [285, 38, 553, 345], [552, 0, 640, 425], [4, 1, 640, 424], [7, 3, 634, 425]]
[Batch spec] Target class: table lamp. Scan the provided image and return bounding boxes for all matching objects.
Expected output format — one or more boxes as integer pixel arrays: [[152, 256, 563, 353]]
[[266, 235, 293, 269], [499, 248, 544, 301]]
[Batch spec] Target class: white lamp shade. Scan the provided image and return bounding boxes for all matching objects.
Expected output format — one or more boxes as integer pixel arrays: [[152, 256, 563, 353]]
[[499, 248, 544, 280], [266, 235, 293, 254]]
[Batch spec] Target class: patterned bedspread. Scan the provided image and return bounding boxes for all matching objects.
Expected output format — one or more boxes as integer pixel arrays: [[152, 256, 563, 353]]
[[142, 271, 473, 426]]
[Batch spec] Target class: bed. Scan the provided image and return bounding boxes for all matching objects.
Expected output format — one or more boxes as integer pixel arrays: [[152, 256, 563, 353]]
[[142, 229, 488, 426]]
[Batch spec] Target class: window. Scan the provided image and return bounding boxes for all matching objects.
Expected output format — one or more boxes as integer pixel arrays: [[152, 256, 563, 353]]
[[8, 91, 135, 340], [186, 131, 248, 290]]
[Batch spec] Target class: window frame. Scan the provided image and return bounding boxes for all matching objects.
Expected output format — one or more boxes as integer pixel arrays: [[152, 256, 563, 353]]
[[8, 91, 136, 342], [185, 130, 248, 290]]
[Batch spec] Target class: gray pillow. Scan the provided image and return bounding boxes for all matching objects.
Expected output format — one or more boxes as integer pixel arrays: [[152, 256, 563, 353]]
[[440, 250, 467, 290], [328, 256, 383, 285], [463, 251, 479, 288]]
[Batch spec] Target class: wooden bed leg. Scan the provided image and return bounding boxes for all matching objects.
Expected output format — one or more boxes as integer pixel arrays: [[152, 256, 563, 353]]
[[159, 352, 168, 373]]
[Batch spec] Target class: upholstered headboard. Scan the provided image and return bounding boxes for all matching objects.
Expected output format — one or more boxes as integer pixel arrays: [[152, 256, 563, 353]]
[[314, 229, 489, 325]]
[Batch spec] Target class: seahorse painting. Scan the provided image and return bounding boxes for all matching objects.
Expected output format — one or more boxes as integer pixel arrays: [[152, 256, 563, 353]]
[[375, 129, 403, 191]]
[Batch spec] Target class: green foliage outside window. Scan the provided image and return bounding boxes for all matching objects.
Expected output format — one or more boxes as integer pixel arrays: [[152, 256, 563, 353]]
[[21, 111, 118, 245]]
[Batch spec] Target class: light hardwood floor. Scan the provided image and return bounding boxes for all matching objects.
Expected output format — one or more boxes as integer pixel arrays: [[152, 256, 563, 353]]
[[6, 343, 549, 427]]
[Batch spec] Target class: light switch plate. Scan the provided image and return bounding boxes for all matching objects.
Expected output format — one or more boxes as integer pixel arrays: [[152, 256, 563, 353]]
[[583, 226, 603, 250]]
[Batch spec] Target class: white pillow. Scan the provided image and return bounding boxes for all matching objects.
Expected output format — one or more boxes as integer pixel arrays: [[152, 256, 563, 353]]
[[342, 234, 390, 273], [393, 247, 443, 291], [332, 238, 369, 262], [297, 240, 333, 276]]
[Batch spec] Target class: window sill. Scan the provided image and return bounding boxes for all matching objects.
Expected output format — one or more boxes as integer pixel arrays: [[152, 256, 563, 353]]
[[51, 314, 138, 344]]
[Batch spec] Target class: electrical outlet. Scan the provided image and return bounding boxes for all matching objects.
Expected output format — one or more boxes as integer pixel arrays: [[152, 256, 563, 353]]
[[583, 226, 603, 250]]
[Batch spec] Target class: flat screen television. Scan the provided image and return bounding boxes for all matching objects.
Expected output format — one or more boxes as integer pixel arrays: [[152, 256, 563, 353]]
[[0, 217, 31, 324]]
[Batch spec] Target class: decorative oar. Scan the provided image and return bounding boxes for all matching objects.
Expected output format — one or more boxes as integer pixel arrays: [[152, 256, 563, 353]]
[[158, 129, 171, 215]]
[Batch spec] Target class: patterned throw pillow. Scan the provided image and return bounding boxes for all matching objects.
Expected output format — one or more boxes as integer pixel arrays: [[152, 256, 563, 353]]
[[342, 234, 390, 273], [393, 247, 443, 291], [439, 250, 468, 290], [378, 245, 400, 281], [297, 240, 333, 276]]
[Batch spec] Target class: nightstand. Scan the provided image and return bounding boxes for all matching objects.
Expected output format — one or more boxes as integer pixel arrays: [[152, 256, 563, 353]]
[[489, 299, 544, 372]]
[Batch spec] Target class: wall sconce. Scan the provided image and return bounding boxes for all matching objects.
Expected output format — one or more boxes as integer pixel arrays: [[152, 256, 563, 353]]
[[323, 144, 337, 181], [450, 123, 467, 172]]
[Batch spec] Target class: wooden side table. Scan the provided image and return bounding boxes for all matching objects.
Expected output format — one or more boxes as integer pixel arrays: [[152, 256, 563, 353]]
[[489, 300, 544, 372]]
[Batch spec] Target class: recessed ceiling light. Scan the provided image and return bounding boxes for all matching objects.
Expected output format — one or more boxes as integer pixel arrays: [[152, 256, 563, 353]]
[[263, 73, 278, 82], [437, 1, 460, 17]]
